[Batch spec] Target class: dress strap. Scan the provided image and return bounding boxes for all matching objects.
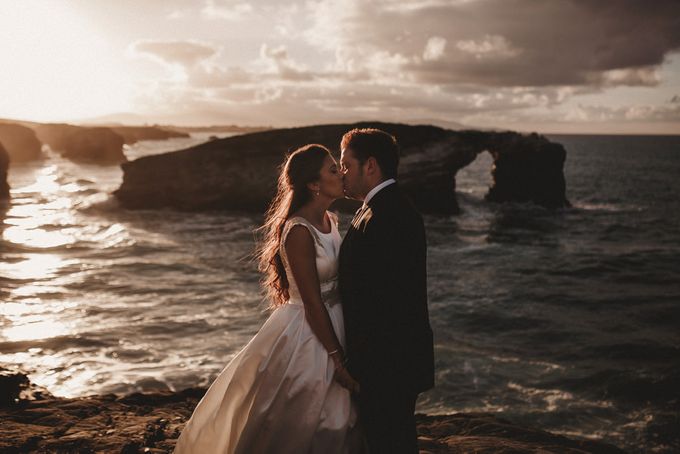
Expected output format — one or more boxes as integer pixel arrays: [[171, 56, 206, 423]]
[[281, 216, 322, 247], [327, 211, 339, 228], [279, 217, 320, 270]]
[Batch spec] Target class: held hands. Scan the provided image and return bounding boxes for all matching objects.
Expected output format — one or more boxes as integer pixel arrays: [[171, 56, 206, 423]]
[[329, 349, 360, 394], [334, 365, 360, 394]]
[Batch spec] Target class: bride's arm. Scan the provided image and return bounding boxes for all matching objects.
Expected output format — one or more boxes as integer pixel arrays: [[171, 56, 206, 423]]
[[285, 225, 359, 392]]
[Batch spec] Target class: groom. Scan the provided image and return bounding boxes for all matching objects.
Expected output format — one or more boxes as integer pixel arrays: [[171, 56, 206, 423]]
[[338, 128, 435, 453]]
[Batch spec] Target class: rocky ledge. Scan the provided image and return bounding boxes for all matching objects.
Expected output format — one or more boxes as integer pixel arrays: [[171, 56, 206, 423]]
[[114, 122, 569, 214], [0, 368, 625, 453]]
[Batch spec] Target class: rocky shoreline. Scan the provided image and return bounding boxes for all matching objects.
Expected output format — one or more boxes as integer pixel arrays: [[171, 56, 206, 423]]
[[1, 368, 626, 453], [0, 119, 189, 165]]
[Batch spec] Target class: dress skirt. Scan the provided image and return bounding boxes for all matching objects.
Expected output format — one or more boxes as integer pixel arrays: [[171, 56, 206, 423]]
[[174, 297, 361, 454]]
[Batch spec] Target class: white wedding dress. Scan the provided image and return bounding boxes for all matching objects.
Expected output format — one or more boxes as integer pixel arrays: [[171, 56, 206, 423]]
[[174, 212, 362, 454]]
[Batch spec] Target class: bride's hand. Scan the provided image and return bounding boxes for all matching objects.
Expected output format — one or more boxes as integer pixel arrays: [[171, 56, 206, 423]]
[[334, 365, 360, 394]]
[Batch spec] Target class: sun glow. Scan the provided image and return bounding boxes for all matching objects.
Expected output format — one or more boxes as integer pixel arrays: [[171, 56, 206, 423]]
[[0, 0, 134, 122]]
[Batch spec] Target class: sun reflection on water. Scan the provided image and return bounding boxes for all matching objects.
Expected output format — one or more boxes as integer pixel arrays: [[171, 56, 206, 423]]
[[3, 226, 77, 248], [13, 165, 61, 194], [3, 164, 81, 248], [0, 254, 71, 280], [2, 319, 72, 342]]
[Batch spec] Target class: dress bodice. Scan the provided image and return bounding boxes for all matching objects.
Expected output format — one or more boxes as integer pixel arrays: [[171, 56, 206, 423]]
[[279, 212, 342, 305]]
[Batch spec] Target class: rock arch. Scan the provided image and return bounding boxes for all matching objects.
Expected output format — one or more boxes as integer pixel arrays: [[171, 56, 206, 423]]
[[114, 122, 570, 213]]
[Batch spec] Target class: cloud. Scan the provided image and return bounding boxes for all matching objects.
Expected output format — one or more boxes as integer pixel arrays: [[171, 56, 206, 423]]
[[131, 40, 218, 68], [127, 0, 680, 131], [566, 102, 680, 123], [201, 0, 253, 21], [313, 0, 680, 88], [455, 35, 520, 60], [423, 36, 446, 61], [188, 65, 255, 87], [258, 44, 316, 81]]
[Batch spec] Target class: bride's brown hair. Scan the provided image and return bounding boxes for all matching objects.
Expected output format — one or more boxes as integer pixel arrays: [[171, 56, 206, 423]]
[[256, 144, 331, 307]]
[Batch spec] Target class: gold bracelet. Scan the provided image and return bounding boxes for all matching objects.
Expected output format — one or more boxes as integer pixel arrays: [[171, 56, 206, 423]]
[[328, 349, 340, 356]]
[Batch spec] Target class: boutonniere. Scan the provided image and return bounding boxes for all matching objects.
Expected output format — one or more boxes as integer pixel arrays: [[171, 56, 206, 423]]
[[351, 206, 373, 231]]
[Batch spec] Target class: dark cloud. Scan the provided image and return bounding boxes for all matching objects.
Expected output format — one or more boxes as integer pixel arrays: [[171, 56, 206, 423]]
[[130, 0, 680, 130], [332, 0, 680, 88]]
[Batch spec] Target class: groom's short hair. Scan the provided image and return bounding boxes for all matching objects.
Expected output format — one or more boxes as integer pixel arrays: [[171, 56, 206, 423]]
[[341, 128, 399, 179]]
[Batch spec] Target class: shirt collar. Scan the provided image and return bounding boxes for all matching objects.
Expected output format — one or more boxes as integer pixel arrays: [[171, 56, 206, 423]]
[[363, 178, 396, 207]]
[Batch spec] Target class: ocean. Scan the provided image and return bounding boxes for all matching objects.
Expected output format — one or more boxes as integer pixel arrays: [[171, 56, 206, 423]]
[[1, 132, 678, 453]]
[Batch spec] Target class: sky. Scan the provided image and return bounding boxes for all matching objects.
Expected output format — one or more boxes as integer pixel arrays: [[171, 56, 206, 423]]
[[1, 0, 679, 133]]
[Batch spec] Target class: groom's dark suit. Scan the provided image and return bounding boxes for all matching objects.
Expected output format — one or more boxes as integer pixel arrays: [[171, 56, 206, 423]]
[[339, 182, 434, 453]]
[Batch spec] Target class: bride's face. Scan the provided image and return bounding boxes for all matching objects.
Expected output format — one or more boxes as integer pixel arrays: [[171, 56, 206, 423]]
[[315, 155, 344, 200]]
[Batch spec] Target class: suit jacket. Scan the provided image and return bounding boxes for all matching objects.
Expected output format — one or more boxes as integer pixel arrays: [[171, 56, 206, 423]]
[[339, 183, 435, 395]]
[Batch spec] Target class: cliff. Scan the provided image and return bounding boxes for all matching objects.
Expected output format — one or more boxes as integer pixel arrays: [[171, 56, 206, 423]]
[[34, 123, 127, 164], [0, 368, 625, 453], [109, 126, 190, 145], [114, 122, 570, 214], [0, 123, 44, 162]]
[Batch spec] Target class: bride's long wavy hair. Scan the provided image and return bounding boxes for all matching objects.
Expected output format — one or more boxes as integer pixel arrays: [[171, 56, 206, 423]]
[[256, 144, 331, 307]]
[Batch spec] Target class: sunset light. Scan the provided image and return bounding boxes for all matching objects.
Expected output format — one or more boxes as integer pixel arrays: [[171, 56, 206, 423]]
[[1, 2, 679, 452], [0, 1, 133, 122], [0, 0, 678, 132]]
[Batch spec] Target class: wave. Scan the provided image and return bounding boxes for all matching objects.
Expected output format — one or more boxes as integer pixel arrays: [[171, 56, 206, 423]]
[[0, 334, 113, 354]]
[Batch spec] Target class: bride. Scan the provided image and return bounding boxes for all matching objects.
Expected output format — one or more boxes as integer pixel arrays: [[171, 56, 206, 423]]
[[174, 144, 363, 453]]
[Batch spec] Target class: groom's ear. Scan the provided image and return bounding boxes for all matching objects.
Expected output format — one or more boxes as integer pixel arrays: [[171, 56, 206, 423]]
[[365, 156, 378, 176]]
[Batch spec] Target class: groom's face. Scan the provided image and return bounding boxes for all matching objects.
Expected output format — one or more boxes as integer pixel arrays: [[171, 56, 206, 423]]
[[340, 147, 367, 201]]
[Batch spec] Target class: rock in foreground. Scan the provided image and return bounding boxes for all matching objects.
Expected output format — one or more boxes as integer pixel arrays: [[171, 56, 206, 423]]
[[114, 122, 569, 214], [0, 141, 9, 199], [0, 386, 626, 454]]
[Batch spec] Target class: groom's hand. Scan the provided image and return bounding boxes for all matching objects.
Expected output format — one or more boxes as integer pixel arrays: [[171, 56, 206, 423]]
[[334, 366, 360, 394]]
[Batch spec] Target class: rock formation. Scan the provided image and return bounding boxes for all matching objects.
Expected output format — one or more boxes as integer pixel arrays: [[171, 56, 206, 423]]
[[115, 122, 569, 213], [0, 141, 10, 200], [34, 124, 127, 164], [485, 132, 570, 208], [110, 126, 190, 145], [0, 367, 625, 453], [0, 123, 44, 162]]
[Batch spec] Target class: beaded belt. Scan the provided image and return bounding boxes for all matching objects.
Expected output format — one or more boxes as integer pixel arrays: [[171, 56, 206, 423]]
[[288, 279, 339, 307]]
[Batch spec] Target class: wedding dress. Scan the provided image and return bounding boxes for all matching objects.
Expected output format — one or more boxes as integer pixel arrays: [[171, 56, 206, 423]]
[[174, 212, 361, 454]]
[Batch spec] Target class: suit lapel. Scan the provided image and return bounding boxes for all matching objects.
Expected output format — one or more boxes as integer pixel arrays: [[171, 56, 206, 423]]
[[341, 183, 399, 251]]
